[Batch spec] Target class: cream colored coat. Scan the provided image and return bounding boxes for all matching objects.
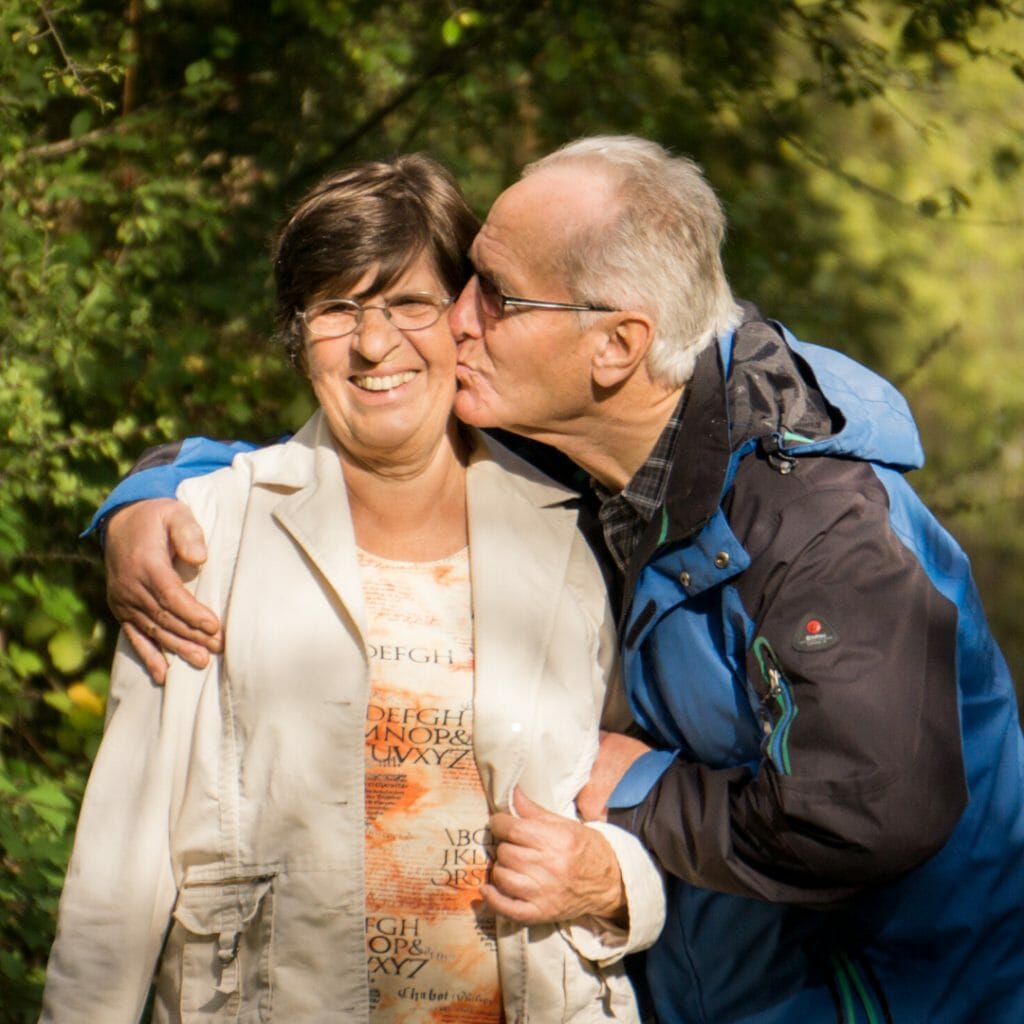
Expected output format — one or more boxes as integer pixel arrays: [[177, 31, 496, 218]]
[[40, 412, 664, 1024]]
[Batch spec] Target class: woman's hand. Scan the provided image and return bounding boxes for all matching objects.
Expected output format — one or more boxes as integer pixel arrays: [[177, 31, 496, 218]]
[[105, 498, 223, 683]]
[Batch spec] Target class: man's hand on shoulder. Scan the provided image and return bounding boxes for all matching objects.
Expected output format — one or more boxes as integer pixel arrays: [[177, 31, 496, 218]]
[[105, 498, 222, 683]]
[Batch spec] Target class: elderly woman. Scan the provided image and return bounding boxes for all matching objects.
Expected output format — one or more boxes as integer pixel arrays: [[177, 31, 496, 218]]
[[40, 155, 663, 1023]]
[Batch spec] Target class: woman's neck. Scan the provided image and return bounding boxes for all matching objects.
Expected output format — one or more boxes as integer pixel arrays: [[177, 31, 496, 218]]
[[340, 423, 471, 561]]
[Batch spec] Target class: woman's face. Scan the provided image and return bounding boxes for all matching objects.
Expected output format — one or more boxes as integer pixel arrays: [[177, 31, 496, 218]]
[[303, 251, 459, 470]]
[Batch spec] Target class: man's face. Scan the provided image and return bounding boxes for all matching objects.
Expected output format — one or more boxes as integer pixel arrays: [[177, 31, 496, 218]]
[[449, 169, 614, 443]]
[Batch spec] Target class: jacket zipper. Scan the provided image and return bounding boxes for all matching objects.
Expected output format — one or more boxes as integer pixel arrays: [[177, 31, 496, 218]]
[[751, 636, 798, 775], [828, 951, 894, 1024]]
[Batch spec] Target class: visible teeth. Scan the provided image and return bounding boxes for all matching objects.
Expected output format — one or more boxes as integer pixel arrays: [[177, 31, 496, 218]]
[[353, 371, 416, 391]]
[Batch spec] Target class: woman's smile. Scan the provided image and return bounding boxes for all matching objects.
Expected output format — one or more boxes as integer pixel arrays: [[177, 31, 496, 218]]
[[350, 369, 419, 393]]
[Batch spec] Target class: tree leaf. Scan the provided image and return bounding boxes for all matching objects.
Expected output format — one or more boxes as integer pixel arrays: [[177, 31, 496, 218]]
[[184, 59, 214, 85], [66, 683, 104, 717], [441, 16, 461, 46], [48, 630, 86, 675]]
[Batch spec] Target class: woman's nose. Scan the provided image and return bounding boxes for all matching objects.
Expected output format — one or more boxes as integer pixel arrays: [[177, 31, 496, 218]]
[[351, 307, 402, 362]]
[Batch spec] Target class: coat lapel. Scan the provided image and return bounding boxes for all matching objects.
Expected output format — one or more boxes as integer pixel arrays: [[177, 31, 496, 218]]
[[258, 412, 368, 645], [465, 432, 582, 810]]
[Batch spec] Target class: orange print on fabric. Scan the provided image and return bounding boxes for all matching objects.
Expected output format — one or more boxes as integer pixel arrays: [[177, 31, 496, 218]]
[[359, 548, 501, 1023]]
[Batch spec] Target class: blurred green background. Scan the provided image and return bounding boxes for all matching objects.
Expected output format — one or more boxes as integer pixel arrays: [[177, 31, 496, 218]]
[[2, 1, 1022, 1017]]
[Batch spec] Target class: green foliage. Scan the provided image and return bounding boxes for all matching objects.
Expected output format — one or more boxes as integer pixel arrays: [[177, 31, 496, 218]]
[[0, 763, 83, 1021], [1, 1, 1021, 1017]]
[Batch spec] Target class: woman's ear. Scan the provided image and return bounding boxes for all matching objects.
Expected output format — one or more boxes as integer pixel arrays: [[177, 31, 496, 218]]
[[591, 313, 656, 389]]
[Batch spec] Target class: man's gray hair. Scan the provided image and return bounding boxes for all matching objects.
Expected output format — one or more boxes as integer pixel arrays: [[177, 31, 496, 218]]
[[522, 135, 742, 386]]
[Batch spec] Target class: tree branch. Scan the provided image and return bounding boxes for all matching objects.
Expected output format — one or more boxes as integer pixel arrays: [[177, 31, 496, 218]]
[[891, 324, 959, 389], [36, 0, 95, 101], [122, 0, 142, 116], [16, 120, 133, 162]]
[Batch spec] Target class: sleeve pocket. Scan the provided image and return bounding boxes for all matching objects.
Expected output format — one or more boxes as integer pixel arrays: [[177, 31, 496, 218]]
[[165, 875, 275, 1022]]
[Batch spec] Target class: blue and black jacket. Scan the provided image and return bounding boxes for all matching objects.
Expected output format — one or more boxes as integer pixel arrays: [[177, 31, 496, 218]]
[[90, 306, 1024, 1023], [607, 307, 1024, 1023]]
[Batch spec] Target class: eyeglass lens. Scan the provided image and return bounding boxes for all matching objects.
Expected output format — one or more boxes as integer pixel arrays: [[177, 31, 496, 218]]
[[475, 274, 505, 319], [304, 295, 447, 338]]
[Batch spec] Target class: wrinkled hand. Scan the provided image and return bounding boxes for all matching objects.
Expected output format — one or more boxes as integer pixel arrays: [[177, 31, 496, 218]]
[[576, 731, 653, 822], [481, 788, 626, 925], [105, 498, 222, 683]]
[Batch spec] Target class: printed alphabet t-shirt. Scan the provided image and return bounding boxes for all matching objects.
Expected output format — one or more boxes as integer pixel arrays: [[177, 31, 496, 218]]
[[359, 547, 501, 1023]]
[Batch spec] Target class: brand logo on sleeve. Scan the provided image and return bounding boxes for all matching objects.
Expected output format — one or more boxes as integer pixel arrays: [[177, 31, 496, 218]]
[[791, 612, 839, 652]]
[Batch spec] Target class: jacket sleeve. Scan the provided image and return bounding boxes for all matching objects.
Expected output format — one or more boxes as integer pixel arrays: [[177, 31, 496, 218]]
[[559, 820, 666, 964], [83, 436, 262, 537], [38, 637, 198, 1022], [608, 467, 968, 907], [41, 474, 236, 1022]]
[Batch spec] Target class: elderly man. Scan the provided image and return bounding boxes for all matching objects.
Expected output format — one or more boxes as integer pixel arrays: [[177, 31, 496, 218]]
[[98, 137, 1024, 1023]]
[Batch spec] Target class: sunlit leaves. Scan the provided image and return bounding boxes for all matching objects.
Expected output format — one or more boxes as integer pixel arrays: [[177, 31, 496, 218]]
[[441, 7, 482, 46]]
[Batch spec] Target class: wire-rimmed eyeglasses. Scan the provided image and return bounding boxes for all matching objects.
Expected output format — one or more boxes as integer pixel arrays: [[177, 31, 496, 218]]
[[298, 293, 454, 339], [474, 272, 619, 320]]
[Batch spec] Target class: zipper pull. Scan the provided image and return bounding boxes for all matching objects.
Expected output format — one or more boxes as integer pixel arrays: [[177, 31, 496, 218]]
[[760, 431, 797, 475]]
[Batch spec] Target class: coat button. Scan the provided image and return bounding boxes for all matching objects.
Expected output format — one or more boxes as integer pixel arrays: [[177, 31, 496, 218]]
[[714, 551, 730, 569], [678, 570, 691, 588]]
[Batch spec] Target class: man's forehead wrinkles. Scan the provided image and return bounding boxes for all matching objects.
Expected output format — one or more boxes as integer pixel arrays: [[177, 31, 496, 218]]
[[471, 218, 528, 291]]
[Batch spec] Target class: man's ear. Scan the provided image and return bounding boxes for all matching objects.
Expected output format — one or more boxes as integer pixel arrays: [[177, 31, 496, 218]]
[[592, 313, 655, 389]]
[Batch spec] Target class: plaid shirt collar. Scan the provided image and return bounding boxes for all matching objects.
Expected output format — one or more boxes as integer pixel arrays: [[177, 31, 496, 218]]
[[592, 389, 688, 573]]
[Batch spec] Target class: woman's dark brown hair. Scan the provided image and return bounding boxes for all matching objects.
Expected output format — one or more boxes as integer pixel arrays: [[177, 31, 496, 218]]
[[273, 153, 479, 367]]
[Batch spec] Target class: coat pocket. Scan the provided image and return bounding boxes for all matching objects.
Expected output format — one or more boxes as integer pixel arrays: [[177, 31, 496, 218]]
[[164, 875, 275, 1023]]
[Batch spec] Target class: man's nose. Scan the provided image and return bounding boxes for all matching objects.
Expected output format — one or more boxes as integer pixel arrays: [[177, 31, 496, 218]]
[[448, 277, 482, 341]]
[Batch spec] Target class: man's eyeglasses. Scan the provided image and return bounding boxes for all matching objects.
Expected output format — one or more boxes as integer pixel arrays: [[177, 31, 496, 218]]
[[298, 293, 454, 340], [474, 273, 618, 320]]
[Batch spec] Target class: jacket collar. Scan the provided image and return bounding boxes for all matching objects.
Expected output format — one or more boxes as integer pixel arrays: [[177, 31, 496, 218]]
[[622, 339, 732, 601], [259, 412, 368, 638], [245, 410, 582, 509]]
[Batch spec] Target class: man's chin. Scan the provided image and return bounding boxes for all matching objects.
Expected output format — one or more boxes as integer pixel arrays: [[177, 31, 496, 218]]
[[453, 388, 501, 429]]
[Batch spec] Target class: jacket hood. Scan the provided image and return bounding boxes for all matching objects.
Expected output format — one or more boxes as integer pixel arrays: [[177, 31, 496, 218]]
[[727, 305, 925, 472], [625, 306, 926, 594]]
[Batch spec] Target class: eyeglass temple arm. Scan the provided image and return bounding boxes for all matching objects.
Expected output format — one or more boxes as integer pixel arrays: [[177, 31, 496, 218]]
[[502, 296, 618, 312]]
